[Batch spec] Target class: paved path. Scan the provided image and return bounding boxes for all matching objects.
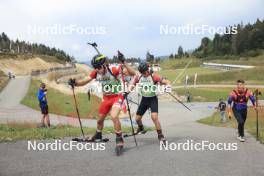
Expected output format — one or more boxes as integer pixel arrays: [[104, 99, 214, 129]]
[[1, 101, 264, 176], [0, 77, 264, 176]]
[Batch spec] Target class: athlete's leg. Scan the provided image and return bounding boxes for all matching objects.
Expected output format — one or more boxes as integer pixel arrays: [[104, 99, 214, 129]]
[[91, 97, 112, 140], [150, 96, 165, 141], [240, 109, 248, 137], [233, 108, 244, 137], [136, 97, 149, 133], [41, 115, 45, 127], [110, 106, 122, 132], [45, 114, 51, 127], [151, 112, 162, 131]]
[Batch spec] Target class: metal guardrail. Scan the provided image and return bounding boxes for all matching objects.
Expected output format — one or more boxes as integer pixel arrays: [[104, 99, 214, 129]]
[[31, 66, 75, 76]]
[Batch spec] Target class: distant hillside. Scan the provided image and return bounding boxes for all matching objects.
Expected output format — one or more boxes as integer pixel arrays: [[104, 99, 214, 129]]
[[193, 19, 264, 58], [0, 32, 75, 62]]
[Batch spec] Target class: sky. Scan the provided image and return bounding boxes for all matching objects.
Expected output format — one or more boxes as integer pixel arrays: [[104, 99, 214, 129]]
[[0, 0, 263, 61]]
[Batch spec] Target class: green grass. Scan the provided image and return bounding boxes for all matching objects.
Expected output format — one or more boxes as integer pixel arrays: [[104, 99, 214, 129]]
[[0, 70, 8, 92], [198, 108, 264, 143], [191, 66, 264, 84], [159, 58, 202, 70], [21, 79, 101, 119], [158, 67, 222, 85], [174, 87, 264, 102], [158, 54, 264, 85], [208, 54, 264, 66], [0, 123, 154, 142]]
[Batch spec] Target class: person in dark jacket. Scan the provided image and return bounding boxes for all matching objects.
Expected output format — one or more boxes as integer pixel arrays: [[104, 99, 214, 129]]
[[37, 83, 50, 127], [218, 98, 227, 123], [227, 80, 256, 142]]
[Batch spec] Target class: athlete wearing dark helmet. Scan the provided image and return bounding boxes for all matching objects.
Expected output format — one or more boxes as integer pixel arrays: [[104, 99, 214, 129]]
[[227, 79, 256, 142], [69, 53, 136, 147], [130, 62, 171, 142]]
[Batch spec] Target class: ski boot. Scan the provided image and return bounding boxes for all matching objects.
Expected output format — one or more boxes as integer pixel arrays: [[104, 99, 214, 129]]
[[136, 125, 147, 135], [86, 131, 102, 142], [115, 136, 124, 156]]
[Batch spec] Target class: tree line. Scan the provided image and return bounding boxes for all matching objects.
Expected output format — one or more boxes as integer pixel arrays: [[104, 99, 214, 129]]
[[0, 32, 75, 62], [193, 19, 264, 58]]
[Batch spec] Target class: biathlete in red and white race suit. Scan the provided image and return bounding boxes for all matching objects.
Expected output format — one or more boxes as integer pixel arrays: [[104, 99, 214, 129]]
[[68, 54, 136, 146]]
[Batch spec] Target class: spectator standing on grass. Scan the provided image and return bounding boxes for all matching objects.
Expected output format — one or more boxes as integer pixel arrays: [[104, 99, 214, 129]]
[[218, 98, 227, 123], [186, 91, 191, 103], [37, 83, 50, 127]]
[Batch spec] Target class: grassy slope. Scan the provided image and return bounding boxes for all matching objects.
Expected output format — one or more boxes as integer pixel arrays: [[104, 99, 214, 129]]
[[174, 87, 264, 102], [0, 70, 8, 92], [158, 68, 222, 85], [198, 108, 264, 143], [0, 53, 66, 64], [157, 54, 264, 85], [190, 67, 264, 84], [21, 79, 101, 119]]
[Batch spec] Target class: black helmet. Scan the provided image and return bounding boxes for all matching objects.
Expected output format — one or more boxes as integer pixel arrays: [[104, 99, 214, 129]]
[[138, 62, 149, 73], [91, 54, 106, 69]]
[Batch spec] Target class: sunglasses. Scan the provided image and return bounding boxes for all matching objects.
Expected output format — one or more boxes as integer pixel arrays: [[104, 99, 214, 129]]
[[95, 65, 103, 70]]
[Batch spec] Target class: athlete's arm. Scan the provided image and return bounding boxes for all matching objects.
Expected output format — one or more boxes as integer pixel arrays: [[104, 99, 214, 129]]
[[160, 78, 171, 85], [76, 76, 93, 86], [227, 94, 233, 117], [127, 75, 139, 92], [248, 91, 256, 108], [123, 63, 136, 76]]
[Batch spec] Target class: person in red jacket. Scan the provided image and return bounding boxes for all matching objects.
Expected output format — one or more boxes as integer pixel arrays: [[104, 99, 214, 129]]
[[69, 54, 136, 147], [227, 79, 256, 142]]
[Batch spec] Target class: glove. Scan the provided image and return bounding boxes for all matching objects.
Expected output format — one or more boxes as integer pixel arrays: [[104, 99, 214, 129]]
[[117, 50, 125, 63], [123, 92, 129, 99], [68, 78, 77, 88], [164, 85, 172, 93]]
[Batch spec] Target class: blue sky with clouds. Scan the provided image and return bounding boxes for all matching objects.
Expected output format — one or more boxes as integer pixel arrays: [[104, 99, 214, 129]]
[[0, 0, 263, 61]]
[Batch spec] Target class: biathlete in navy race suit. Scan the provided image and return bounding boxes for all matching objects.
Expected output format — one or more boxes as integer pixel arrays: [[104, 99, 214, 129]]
[[227, 79, 256, 142]]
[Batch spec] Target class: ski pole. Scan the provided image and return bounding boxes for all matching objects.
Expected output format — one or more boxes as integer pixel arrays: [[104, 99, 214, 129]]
[[255, 89, 259, 141], [71, 87, 85, 139], [125, 96, 138, 146], [87, 42, 101, 55], [117, 50, 137, 146], [128, 98, 139, 106], [87, 89, 91, 101], [167, 92, 192, 111]]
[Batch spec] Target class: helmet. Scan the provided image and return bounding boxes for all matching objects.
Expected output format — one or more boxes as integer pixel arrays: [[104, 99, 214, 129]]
[[91, 54, 106, 69], [138, 62, 149, 73]]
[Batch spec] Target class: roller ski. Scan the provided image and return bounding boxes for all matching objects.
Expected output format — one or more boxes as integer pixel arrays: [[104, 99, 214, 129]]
[[72, 131, 109, 143], [123, 125, 147, 138]]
